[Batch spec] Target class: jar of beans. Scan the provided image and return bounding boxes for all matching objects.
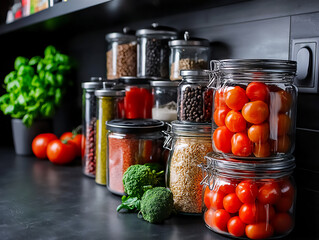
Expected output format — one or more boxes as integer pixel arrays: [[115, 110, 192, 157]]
[[169, 31, 210, 81], [136, 23, 178, 79], [177, 70, 213, 123], [210, 59, 297, 159], [81, 77, 115, 178], [106, 119, 166, 195], [105, 27, 137, 79], [94, 87, 125, 185], [150, 80, 179, 122], [201, 152, 296, 239], [164, 121, 212, 214]]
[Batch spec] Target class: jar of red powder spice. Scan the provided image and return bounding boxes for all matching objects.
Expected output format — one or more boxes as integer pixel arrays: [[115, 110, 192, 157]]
[[106, 119, 166, 195]]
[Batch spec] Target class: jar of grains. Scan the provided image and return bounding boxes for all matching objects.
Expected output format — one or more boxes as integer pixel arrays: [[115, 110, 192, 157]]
[[169, 31, 210, 81], [105, 27, 137, 79], [94, 87, 125, 185], [106, 119, 165, 195], [177, 70, 213, 123], [210, 59, 297, 159], [150, 80, 179, 122], [81, 77, 115, 178], [200, 152, 296, 239], [136, 23, 178, 79], [164, 121, 212, 214]]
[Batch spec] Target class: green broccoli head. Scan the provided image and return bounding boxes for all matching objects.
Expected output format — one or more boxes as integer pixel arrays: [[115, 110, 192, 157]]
[[140, 187, 174, 224], [123, 164, 163, 199]]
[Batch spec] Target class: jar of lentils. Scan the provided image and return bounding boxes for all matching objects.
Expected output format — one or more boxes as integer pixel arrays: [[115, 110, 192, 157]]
[[177, 70, 213, 123]]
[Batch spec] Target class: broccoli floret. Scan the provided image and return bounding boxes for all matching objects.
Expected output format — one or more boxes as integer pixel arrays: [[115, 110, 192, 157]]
[[140, 187, 174, 224], [123, 164, 163, 199]]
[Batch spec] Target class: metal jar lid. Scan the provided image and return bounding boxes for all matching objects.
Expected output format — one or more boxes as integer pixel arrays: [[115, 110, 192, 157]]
[[180, 70, 210, 80], [106, 119, 165, 134], [105, 27, 136, 42], [82, 77, 115, 89], [150, 80, 180, 87], [119, 76, 150, 85], [169, 31, 210, 47], [136, 23, 178, 37], [94, 88, 125, 97]]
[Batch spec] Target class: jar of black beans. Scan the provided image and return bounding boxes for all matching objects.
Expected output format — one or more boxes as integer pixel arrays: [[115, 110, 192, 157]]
[[136, 23, 178, 79], [177, 70, 213, 123]]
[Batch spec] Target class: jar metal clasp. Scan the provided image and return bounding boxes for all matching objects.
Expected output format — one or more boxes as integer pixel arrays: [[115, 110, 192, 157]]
[[199, 157, 217, 190], [162, 122, 173, 151], [208, 60, 221, 90]]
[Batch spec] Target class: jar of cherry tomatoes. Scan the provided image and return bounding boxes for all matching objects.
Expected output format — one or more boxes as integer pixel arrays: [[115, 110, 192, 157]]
[[210, 59, 297, 159], [201, 152, 296, 239]]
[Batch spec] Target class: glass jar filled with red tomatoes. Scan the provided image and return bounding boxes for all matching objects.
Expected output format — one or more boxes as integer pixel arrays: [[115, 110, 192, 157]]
[[210, 59, 297, 159], [201, 152, 296, 239]]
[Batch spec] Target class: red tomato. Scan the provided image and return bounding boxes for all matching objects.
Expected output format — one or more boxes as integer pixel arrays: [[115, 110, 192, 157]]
[[256, 203, 275, 222], [225, 86, 249, 111], [277, 114, 291, 136], [60, 132, 73, 140], [60, 132, 85, 157], [242, 100, 269, 124], [219, 183, 236, 195], [227, 216, 246, 237], [213, 106, 230, 127], [271, 213, 293, 234], [253, 142, 271, 158], [274, 135, 291, 153], [213, 126, 234, 153], [239, 203, 257, 224], [204, 187, 214, 209], [245, 222, 274, 239], [211, 190, 226, 210], [279, 179, 294, 199], [278, 90, 292, 113], [214, 88, 228, 109], [257, 182, 281, 205], [212, 209, 231, 231], [223, 193, 243, 213], [231, 133, 253, 157], [246, 82, 270, 102], [275, 196, 293, 212], [236, 181, 258, 204], [47, 139, 77, 165], [204, 208, 215, 228], [225, 110, 247, 133], [32, 133, 58, 159], [248, 123, 269, 143]]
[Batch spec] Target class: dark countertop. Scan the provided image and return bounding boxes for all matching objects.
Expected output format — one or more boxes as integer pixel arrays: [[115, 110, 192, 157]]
[[0, 148, 318, 240]]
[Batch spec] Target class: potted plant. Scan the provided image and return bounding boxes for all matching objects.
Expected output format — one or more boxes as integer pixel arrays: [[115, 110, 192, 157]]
[[0, 45, 72, 155]]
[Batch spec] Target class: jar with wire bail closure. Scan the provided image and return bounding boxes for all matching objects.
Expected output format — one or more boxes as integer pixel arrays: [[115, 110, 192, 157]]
[[210, 59, 297, 159], [200, 152, 296, 239]]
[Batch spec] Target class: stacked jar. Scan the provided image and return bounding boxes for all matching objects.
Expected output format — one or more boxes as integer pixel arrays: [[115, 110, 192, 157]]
[[202, 59, 298, 239]]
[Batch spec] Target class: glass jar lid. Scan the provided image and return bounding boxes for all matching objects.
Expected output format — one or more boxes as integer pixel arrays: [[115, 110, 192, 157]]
[[119, 76, 150, 85], [82, 77, 115, 89], [168, 31, 210, 47], [136, 23, 178, 37], [94, 88, 125, 97], [150, 80, 180, 87], [105, 27, 136, 42], [106, 119, 165, 134]]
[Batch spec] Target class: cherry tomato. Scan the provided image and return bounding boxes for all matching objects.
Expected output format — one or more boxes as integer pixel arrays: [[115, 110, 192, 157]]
[[256, 203, 275, 222], [204, 187, 215, 209], [47, 139, 77, 165], [223, 193, 243, 213], [231, 133, 253, 157], [246, 82, 270, 102], [275, 196, 293, 212], [279, 179, 294, 199], [253, 142, 271, 158], [274, 135, 291, 153], [213, 106, 230, 127], [60, 132, 73, 140], [204, 208, 215, 228], [245, 222, 274, 239], [242, 100, 269, 124], [227, 216, 246, 237], [257, 182, 280, 205], [278, 90, 292, 113], [60, 132, 85, 157], [219, 183, 236, 195], [239, 203, 257, 224], [271, 213, 293, 234], [248, 123, 269, 143], [211, 190, 226, 210], [225, 110, 247, 133], [32, 133, 58, 159], [212, 209, 231, 231], [213, 126, 234, 153], [236, 181, 258, 204], [214, 88, 228, 109], [225, 86, 249, 111], [277, 114, 291, 136]]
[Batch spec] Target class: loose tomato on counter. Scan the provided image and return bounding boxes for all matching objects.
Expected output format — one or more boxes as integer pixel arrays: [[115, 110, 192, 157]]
[[32, 133, 58, 159], [47, 139, 77, 165], [60, 131, 85, 157]]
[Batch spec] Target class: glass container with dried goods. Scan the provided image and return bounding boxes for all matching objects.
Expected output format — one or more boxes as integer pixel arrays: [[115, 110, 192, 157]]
[[136, 23, 178, 79], [81, 78, 115, 178], [177, 70, 213, 123], [106, 119, 166, 195], [164, 121, 212, 214], [169, 31, 210, 81], [105, 27, 137, 79], [210, 59, 297, 159], [150, 80, 179, 122], [94, 88, 125, 185], [201, 152, 296, 239]]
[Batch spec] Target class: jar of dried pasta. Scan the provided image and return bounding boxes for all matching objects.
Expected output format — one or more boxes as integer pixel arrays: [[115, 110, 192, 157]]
[[164, 121, 212, 214]]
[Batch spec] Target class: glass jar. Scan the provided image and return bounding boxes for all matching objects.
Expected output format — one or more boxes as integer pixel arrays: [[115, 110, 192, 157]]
[[136, 23, 178, 79], [105, 27, 137, 79], [201, 152, 296, 239], [169, 31, 210, 81], [177, 70, 213, 123], [210, 59, 297, 159], [94, 88, 125, 185], [164, 121, 212, 214], [106, 119, 165, 195], [81, 78, 115, 178], [150, 80, 179, 122]]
